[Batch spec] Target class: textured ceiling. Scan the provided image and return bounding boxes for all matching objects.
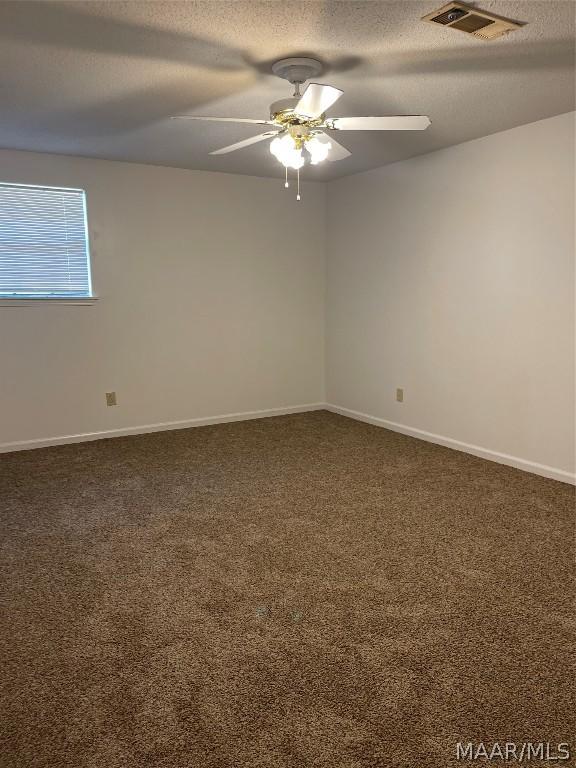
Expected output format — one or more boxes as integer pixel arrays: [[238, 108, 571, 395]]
[[0, 0, 574, 180]]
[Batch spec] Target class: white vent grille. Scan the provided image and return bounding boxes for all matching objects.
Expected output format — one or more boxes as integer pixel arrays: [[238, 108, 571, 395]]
[[422, 2, 522, 40]]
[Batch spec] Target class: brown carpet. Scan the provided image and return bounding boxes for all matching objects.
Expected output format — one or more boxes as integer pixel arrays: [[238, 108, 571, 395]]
[[0, 411, 573, 768]]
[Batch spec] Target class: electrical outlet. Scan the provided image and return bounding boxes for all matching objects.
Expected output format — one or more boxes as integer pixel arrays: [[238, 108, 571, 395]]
[[396, 388, 404, 403], [105, 391, 117, 406]]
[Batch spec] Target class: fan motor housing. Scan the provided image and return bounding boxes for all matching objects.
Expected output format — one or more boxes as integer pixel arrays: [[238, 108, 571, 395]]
[[269, 98, 325, 129], [269, 97, 299, 120]]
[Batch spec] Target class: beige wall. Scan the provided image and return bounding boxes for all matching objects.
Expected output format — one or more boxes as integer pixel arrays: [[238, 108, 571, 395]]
[[326, 112, 575, 479], [0, 151, 325, 446]]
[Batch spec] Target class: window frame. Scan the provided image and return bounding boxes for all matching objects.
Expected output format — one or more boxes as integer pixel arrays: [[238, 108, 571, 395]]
[[0, 181, 97, 307]]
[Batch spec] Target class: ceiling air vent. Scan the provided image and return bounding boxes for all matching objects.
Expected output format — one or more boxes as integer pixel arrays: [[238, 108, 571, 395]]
[[422, 2, 522, 40]]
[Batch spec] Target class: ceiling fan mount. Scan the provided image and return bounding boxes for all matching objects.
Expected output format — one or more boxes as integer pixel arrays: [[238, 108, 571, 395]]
[[271, 57, 324, 92]]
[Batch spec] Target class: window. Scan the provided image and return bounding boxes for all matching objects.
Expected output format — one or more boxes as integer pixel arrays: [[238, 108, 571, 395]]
[[0, 183, 93, 299]]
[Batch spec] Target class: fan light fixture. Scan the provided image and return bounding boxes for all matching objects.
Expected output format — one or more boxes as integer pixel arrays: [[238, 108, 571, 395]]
[[307, 135, 332, 164], [269, 133, 332, 168], [269, 134, 305, 169], [269, 129, 333, 199], [171, 57, 431, 202]]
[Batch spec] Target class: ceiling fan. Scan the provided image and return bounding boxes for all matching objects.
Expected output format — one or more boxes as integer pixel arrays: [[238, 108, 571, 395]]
[[172, 57, 431, 199]]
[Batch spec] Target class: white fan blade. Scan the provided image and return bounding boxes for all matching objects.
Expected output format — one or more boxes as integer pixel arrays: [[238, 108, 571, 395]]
[[171, 116, 274, 125], [295, 83, 343, 119], [327, 116, 431, 131], [315, 132, 351, 161], [209, 131, 278, 155]]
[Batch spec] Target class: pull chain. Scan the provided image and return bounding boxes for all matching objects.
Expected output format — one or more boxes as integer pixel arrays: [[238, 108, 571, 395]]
[[284, 167, 289, 188], [296, 168, 301, 201]]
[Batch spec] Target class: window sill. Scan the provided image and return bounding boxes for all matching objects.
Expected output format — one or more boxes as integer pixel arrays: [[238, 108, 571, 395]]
[[0, 297, 99, 307]]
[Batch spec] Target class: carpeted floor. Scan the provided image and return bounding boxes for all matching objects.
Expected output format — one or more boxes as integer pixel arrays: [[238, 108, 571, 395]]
[[0, 410, 573, 768]]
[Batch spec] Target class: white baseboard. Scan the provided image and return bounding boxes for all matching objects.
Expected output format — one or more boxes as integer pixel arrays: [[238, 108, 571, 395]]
[[325, 403, 575, 486], [0, 403, 325, 454], [3, 402, 573, 486]]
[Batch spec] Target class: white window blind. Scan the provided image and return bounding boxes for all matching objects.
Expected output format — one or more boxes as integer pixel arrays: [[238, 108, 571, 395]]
[[0, 183, 92, 298]]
